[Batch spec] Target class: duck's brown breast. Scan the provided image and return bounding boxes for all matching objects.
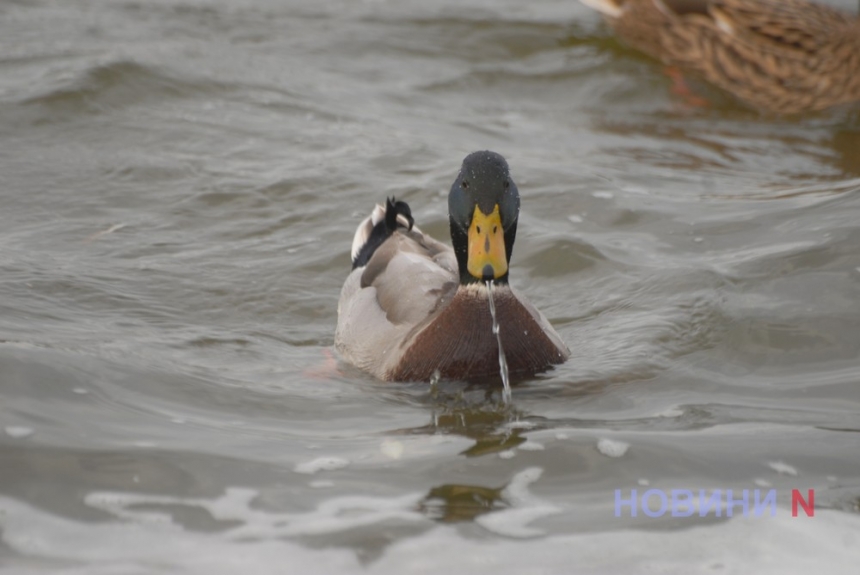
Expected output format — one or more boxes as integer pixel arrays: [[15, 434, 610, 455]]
[[388, 286, 567, 382]]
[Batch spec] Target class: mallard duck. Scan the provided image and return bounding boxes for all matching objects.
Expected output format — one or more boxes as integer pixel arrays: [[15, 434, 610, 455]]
[[579, 0, 860, 114], [335, 151, 569, 382]]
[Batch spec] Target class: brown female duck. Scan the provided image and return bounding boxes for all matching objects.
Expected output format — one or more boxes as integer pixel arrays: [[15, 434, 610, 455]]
[[335, 151, 569, 382], [580, 0, 860, 114]]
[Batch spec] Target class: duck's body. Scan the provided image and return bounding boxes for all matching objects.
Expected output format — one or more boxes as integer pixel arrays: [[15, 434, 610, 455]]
[[335, 152, 568, 382], [580, 0, 860, 114]]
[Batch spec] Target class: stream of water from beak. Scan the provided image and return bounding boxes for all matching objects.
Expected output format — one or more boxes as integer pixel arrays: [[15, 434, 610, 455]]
[[485, 280, 511, 403]]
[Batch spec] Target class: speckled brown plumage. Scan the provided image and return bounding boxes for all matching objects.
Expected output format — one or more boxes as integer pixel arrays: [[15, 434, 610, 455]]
[[582, 0, 860, 114]]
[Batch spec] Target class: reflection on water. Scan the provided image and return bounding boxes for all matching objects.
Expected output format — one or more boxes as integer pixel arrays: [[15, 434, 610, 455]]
[[419, 467, 560, 533], [831, 127, 860, 176], [396, 387, 528, 456], [420, 482, 506, 522]]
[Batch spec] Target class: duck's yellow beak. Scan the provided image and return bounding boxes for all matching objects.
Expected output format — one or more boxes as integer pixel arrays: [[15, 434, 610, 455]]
[[467, 204, 507, 280]]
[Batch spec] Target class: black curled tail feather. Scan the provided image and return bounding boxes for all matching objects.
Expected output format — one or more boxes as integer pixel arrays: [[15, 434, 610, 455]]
[[384, 197, 414, 232], [352, 197, 415, 269]]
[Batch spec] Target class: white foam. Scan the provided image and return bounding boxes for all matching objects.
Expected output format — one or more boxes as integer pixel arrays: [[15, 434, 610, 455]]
[[380, 440, 404, 460], [84, 487, 425, 540], [655, 406, 683, 418], [2, 485, 860, 574], [597, 438, 629, 458], [376, 509, 860, 575], [4, 426, 34, 439], [504, 421, 537, 430], [294, 457, 350, 475], [475, 467, 560, 538], [0, 494, 361, 574], [767, 461, 798, 476]]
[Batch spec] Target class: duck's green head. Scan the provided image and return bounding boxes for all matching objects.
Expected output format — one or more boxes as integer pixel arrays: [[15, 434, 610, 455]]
[[448, 151, 520, 285]]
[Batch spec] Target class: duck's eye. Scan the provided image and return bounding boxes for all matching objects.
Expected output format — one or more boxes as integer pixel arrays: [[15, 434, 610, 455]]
[[476, 226, 481, 234], [504, 181, 510, 190], [493, 225, 498, 234], [462, 181, 469, 189]]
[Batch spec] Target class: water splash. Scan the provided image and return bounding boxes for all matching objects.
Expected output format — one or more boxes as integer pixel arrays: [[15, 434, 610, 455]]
[[486, 280, 511, 403]]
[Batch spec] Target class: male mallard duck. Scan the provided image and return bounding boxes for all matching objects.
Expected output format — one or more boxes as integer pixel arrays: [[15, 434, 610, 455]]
[[579, 0, 860, 114], [335, 151, 569, 382]]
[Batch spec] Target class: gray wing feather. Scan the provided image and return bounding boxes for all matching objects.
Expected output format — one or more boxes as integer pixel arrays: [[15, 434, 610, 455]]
[[335, 224, 457, 379]]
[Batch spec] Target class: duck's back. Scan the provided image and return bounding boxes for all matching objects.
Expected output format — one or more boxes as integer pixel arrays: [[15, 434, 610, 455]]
[[661, 0, 860, 113], [335, 227, 459, 380]]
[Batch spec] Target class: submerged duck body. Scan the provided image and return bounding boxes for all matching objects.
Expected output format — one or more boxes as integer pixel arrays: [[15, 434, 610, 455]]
[[580, 0, 860, 114], [335, 151, 569, 382]]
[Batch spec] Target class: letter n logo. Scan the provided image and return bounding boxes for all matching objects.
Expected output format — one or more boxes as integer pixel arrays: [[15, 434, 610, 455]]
[[791, 489, 814, 517]]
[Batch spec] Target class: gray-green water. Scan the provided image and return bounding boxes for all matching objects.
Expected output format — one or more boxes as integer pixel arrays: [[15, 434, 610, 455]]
[[2, 1, 860, 573]]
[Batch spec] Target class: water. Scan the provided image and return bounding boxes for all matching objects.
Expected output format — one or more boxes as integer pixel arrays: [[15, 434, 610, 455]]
[[485, 279, 512, 403], [2, 0, 860, 573]]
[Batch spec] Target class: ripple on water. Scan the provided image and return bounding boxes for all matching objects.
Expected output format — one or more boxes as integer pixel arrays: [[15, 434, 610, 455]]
[[2, 0, 860, 572], [20, 61, 225, 117], [4, 489, 860, 574]]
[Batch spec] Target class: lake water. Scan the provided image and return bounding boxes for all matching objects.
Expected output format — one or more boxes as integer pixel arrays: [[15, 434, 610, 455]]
[[2, 0, 860, 573]]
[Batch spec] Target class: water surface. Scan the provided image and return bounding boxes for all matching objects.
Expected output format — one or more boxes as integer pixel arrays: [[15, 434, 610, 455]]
[[2, 0, 860, 573]]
